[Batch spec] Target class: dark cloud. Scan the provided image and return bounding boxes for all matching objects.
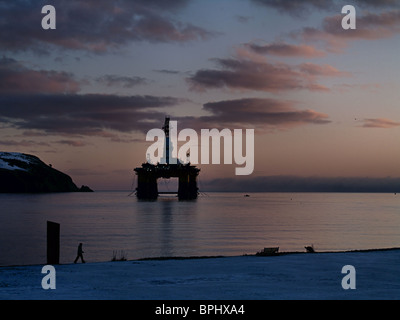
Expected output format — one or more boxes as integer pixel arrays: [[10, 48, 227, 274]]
[[199, 98, 331, 128], [0, 57, 330, 138], [95, 75, 148, 88], [166, 98, 330, 133], [202, 175, 400, 192], [0, 93, 183, 136], [0, 0, 215, 54], [0, 57, 149, 93], [153, 69, 182, 75], [235, 15, 252, 24], [356, 0, 400, 8], [187, 58, 301, 92], [0, 57, 81, 94], [251, 0, 334, 17], [322, 10, 400, 39], [131, 12, 214, 43], [127, 0, 190, 10], [0, 93, 330, 140], [293, 9, 400, 51], [187, 57, 345, 93], [251, 0, 400, 17]]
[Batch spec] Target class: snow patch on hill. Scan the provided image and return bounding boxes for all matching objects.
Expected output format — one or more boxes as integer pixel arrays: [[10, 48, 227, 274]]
[[0, 152, 35, 171]]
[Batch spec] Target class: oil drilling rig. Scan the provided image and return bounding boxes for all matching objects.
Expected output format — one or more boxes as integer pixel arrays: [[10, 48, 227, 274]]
[[134, 117, 200, 200]]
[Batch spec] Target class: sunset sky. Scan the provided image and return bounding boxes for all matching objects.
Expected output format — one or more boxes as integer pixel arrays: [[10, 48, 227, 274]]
[[0, 0, 399, 190]]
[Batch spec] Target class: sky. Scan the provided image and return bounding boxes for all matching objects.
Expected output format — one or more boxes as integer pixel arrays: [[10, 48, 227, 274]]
[[0, 0, 399, 191]]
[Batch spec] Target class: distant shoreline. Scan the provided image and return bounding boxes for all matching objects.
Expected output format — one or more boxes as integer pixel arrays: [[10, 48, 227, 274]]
[[137, 247, 400, 261], [2, 247, 400, 268]]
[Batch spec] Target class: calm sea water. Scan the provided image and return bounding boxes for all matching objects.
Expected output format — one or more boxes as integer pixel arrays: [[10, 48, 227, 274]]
[[0, 192, 399, 266]]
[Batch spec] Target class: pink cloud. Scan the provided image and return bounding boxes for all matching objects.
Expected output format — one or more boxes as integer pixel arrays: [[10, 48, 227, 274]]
[[0, 57, 81, 94], [246, 42, 326, 58], [55, 140, 88, 147], [298, 63, 349, 77], [362, 118, 400, 128]]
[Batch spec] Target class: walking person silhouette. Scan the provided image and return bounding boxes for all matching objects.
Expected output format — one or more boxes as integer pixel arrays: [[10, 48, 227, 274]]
[[74, 243, 85, 263]]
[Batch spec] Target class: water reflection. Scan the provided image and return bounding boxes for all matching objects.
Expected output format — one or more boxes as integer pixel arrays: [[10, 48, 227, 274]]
[[160, 198, 174, 257], [0, 192, 399, 266]]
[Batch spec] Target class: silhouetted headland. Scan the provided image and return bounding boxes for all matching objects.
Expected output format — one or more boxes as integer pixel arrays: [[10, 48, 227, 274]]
[[0, 152, 93, 193]]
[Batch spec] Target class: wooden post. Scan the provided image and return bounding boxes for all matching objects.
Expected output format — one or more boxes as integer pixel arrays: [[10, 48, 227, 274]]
[[47, 221, 60, 264]]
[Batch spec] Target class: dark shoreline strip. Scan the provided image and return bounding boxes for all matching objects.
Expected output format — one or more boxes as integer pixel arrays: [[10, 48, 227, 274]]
[[137, 247, 400, 261], [2, 247, 400, 267]]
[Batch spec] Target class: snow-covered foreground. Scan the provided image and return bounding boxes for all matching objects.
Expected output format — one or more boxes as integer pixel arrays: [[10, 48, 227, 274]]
[[1, 249, 399, 300]]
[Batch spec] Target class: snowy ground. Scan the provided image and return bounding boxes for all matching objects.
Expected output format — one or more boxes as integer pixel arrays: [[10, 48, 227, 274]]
[[1, 249, 399, 300]]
